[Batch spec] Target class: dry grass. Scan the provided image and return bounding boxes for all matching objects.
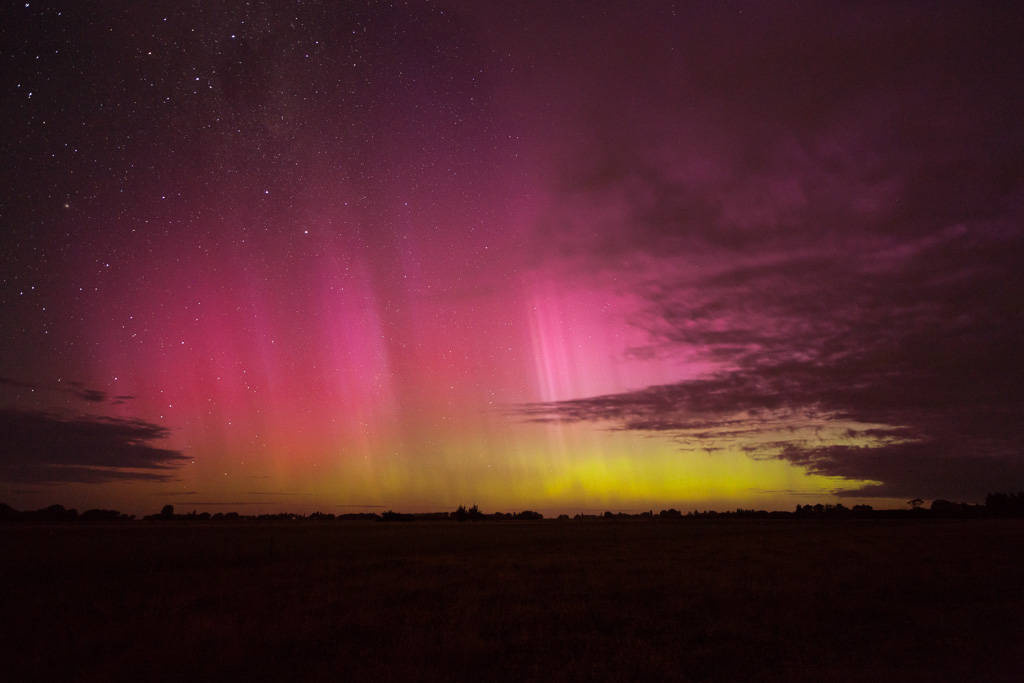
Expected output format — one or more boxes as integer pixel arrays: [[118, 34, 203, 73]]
[[2, 519, 1023, 681]]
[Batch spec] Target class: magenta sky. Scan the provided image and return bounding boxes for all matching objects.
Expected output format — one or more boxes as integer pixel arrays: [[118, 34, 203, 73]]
[[2, 1, 1023, 515]]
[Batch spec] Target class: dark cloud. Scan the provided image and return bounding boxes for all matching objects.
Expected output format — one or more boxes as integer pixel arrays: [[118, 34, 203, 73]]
[[64, 382, 113, 403], [510, 2, 1024, 500], [777, 444, 1024, 501], [73, 388, 108, 403], [0, 409, 187, 483], [534, 2, 1024, 264], [518, 220, 1024, 498]]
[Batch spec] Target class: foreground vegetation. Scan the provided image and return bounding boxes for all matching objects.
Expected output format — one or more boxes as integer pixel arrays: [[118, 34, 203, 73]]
[[2, 518, 1023, 681], [5, 490, 1024, 523]]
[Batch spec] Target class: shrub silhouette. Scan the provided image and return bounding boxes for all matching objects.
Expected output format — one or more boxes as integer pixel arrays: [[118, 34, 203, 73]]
[[451, 504, 484, 521]]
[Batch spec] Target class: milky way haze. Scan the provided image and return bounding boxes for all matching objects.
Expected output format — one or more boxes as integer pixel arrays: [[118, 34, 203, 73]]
[[2, 1, 1022, 514]]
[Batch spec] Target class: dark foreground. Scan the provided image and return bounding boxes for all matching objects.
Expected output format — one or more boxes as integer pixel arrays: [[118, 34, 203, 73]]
[[2, 519, 1022, 682]]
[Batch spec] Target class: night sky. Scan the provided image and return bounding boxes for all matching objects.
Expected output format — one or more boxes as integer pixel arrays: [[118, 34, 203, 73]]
[[2, 1, 1023, 515]]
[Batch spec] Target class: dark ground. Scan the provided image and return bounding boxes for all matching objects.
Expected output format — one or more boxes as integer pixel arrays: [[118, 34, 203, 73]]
[[2, 518, 1022, 682]]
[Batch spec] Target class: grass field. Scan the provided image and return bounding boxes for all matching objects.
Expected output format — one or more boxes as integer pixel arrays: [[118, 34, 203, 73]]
[[2, 519, 1022, 682]]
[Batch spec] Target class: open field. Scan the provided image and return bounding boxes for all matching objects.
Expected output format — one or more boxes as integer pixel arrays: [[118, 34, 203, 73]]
[[2, 519, 1023, 682]]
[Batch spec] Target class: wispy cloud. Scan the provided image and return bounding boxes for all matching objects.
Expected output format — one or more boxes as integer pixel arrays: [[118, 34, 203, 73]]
[[1, 376, 136, 406]]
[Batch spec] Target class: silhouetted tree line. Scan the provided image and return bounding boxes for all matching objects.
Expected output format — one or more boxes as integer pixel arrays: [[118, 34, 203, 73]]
[[449, 505, 543, 521], [141, 505, 376, 522], [3, 493, 1024, 523], [557, 495, 1024, 521], [0, 503, 133, 522], [793, 503, 875, 518], [308, 511, 380, 521], [381, 510, 415, 521]]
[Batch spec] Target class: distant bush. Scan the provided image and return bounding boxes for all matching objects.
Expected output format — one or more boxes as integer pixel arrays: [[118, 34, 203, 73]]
[[450, 505, 484, 521], [81, 509, 133, 521], [794, 503, 854, 518]]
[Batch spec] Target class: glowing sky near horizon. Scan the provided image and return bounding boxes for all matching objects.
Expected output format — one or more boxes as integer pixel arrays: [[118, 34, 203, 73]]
[[3, 1, 1023, 514]]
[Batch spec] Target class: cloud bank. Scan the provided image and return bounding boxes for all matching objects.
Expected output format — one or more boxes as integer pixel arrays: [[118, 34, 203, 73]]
[[0, 409, 187, 483]]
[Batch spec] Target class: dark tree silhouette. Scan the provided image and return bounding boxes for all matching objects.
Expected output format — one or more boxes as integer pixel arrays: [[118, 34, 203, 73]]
[[450, 504, 484, 521]]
